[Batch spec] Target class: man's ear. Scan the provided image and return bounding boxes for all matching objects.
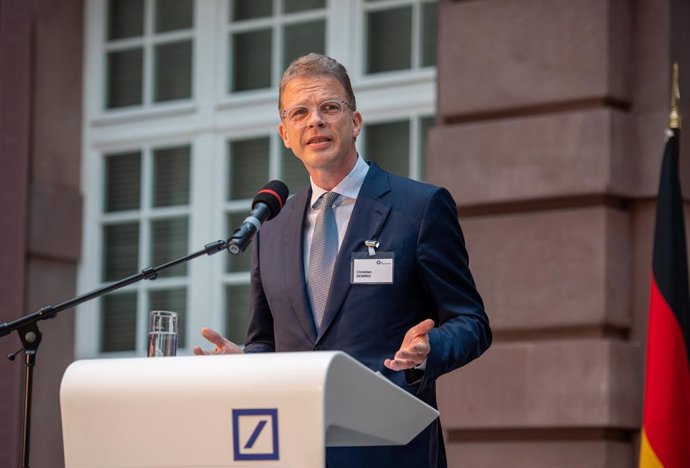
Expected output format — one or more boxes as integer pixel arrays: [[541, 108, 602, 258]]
[[352, 111, 363, 140], [278, 122, 291, 148]]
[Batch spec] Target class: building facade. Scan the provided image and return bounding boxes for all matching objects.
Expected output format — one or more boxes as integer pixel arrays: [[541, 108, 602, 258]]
[[0, 0, 688, 466]]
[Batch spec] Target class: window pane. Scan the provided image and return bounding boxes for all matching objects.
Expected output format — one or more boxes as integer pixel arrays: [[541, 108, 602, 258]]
[[421, 2, 437, 67], [228, 137, 270, 200], [108, 0, 144, 40], [155, 0, 193, 32], [107, 48, 143, 108], [105, 151, 141, 212], [366, 7, 412, 74], [103, 223, 140, 281], [154, 40, 192, 102], [282, 20, 325, 71], [226, 212, 253, 273], [231, 0, 272, 21], [365, 120, 410, 177], [149, 288, 187, 348], [231, 29, 272, 92], [153, 145, 190, 207], [282, 0, 325, 14], [281, 145, 309, 194], [151, 217, 189, 277], [101, 292, 137, 352], [225, 284, 250, 344]]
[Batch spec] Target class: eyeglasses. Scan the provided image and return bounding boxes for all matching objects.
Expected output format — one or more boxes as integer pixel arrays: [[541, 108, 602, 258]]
[[281, 99, 353, 127]]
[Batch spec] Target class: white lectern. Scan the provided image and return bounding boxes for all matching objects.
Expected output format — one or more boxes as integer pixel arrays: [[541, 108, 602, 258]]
[[60, 351, 438, 468]]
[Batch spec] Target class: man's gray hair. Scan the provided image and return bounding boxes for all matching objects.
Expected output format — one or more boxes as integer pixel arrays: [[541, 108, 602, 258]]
[[279, 53, 356, 111]]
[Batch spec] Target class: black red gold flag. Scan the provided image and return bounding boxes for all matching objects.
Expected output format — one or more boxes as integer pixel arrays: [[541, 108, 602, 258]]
[[639, 127, 690, 468]]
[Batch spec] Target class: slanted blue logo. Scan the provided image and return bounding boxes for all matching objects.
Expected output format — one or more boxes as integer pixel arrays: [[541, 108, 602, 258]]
[[232, 408, 279, 461]]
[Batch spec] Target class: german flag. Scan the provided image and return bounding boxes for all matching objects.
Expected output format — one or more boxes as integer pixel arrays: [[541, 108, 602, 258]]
[[639, 123, 690, 468]]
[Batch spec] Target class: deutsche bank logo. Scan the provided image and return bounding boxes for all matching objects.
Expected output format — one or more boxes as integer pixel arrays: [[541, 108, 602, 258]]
[[232, 408, 279, 461]]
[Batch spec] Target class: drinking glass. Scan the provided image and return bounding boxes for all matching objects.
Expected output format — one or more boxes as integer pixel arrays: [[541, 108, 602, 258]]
[[148, 310, 178, 357]]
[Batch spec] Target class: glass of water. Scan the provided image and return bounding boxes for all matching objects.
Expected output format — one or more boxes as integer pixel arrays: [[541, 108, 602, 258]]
[[148, 310, 178, 357]]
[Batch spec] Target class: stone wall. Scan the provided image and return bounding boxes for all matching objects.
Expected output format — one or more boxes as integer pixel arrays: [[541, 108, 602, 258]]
[[428, 0, 690, 466]]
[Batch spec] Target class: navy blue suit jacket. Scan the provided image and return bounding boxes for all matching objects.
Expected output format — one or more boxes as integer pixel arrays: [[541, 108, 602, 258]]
[[244, 162, 491, 468]]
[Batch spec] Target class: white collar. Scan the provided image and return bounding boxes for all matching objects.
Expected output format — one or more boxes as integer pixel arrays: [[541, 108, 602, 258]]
[[309, 154, 369, 208]]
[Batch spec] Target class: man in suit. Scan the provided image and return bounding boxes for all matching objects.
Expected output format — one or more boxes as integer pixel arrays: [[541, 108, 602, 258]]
[[194, 53, 491, 468]]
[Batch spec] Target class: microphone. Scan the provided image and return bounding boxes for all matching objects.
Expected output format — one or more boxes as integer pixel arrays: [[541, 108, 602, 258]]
[[227, 180, 289, 254]]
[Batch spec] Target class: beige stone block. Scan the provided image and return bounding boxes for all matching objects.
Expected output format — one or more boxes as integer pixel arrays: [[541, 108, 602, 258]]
[[437, 340, 641, 429], [630, 0, 670, 114], [437, 0, 633, 117], [446, 440, 633, 468], [462, 207, 631, 331], [32, 0, 83, 189], [630, 201, 655, 345], [29, 182, 82, 262], [427, 108, 635, 205]]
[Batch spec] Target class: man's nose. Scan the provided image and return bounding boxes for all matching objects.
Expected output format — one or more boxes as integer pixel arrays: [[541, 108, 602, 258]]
[[306, 107, 326, 127]]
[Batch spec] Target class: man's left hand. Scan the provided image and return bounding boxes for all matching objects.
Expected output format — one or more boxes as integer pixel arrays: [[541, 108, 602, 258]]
[[384, 319, 434, 371]]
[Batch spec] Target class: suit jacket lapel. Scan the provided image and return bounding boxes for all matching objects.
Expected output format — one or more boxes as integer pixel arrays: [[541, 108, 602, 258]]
[[316, 164, 392, 342], [282, 188, 318, 342]]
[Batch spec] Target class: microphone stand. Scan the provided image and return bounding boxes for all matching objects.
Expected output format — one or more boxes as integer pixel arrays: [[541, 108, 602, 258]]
[[0, 240, 228, 468]]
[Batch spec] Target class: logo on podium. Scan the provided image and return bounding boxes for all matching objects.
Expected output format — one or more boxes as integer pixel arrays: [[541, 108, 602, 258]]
[[232, 408, 280, 461]]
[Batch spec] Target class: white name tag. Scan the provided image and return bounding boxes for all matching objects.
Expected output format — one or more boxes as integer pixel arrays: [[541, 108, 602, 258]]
[[351, 252, 394, 284]]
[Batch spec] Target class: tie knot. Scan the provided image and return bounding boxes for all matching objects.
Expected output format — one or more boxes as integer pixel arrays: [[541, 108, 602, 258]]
[[319, 192, 340, 210]]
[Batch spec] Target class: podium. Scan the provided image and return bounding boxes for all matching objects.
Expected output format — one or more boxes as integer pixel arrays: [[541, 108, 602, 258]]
[[60, 351, 439, 468]]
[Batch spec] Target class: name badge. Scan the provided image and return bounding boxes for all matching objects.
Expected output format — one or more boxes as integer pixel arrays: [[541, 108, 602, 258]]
[[351, 251, 394, 284]]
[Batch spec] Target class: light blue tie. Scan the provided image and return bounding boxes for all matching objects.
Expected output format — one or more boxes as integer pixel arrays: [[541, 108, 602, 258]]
[[307, 192, 340, 329]]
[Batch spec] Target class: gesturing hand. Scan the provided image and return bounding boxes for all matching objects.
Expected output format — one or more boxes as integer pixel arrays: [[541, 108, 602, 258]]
[[192, 327, 244, 355], [384, 319, 434, 371]]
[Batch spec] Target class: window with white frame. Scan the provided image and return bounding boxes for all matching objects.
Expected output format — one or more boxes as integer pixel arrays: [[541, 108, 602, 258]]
[[78, 0, 437, 358], [105, 0, 194, 109], [226, 0, 327, 93], [363, 0, 436, 74], [100, 144, 191, 354], [363, 115, 434, 180], [222, 133, 310, 343]]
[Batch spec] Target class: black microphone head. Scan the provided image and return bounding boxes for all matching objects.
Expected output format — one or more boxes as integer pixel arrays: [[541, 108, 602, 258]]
[[253, 180, 289, 220]]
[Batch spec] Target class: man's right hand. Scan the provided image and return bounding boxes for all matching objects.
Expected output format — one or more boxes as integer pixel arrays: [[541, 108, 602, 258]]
[[192, 327, 244, 355]]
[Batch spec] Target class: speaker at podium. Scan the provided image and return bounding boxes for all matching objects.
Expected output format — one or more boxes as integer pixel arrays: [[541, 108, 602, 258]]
[[60, 351, 439, 468]]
